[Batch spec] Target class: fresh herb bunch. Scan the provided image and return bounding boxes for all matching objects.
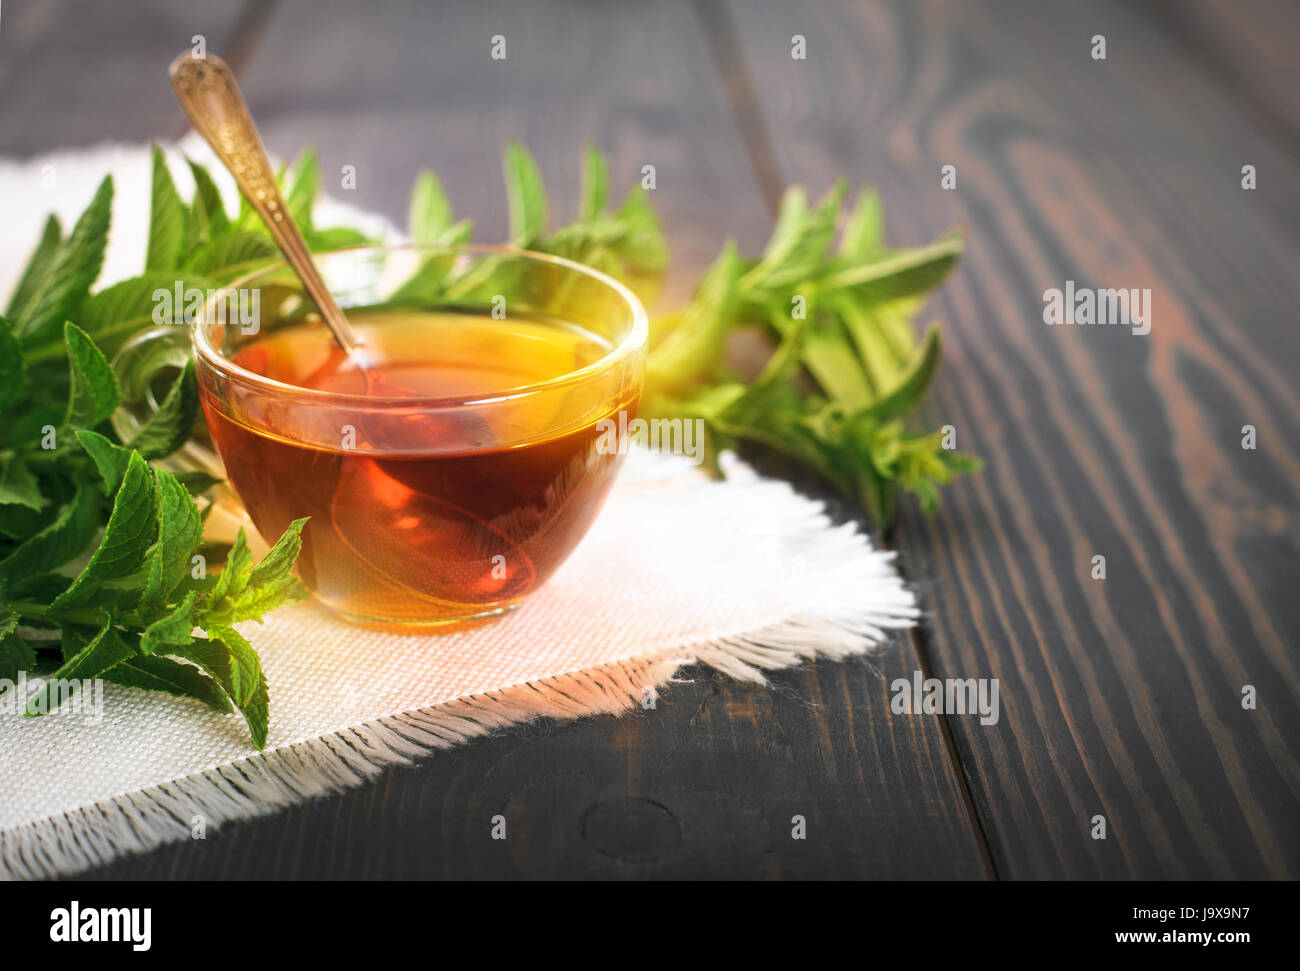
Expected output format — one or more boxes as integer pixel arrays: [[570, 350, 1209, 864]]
[[0, 140, 976, 746], [491, 143, 980, 526], [0, 151, 322, 748], [640, 182, 980, 525], [401, 143, 979, 525]]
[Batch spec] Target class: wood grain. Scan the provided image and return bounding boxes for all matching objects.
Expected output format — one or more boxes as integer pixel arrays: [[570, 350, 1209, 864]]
[[722, 0, 1300, 877], [79, 651, 988, 879], [0, 0, 275, 155], [2, 0, 990, 879], [235, 0, 777, 308], [10, 0, 1294, 882], [1148, 0, 1300, 151]]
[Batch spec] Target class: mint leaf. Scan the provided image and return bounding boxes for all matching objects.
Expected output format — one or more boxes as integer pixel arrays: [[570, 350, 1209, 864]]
[[52, 451, 157, 609], [75, 429, 133, 496], [645, 240, 743, 398], [208, 528, 253, 605], [0, 604, 35, 683], [26, 619, 133, 717], [0, 315, 25, 411], [231, 574, 308, 623], [800, 312, 875, 412], [57, 621, 100, 663], [126, 359, 197, 459], [18, 176, 113, 346], [208, 518, 309, 623], [859, 327, 942, 423], [578, 143, 610, 221], [393, 172, 472, 301], [838, 300, 909, 392], [285, 147, 320, 231], [186, 231, 278, 276], [187, 158, 230, 238], [0, 605, 20, 639], [104, 654, 232, 713], [0, 626, 36, 682], [204, 624, 261, 707], [247, 516, 307, 589], [140, 591, 198, 655], [742, 180, 846, 291], [0, 455, 42, 510], [819, 229, 962, 303], [200, 519, 308, 626], [839, 189, 885, 261], [179, 629, 268, 747], [63, 321, 119, 431], [503, 142, 549, 246], [9, 573, 72, 602], [409, 169, 454, 243], [146, 146, 188, 270], [0, 486, 98, 585], [610, 186, 669, 276], [76, 272, 214, 348], [138, 468, 203, 611], [311, 226, 372, 249], [5, 214, 62, 321]]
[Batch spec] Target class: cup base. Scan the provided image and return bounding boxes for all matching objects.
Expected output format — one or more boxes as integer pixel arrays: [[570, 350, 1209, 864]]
[[324, 601, 520, 635]]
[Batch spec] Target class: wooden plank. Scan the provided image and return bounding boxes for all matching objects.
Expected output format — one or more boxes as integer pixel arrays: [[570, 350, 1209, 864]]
[[6, 0, 990, 878], [723, 0, 1300, 878], [234, 0, 775, 308], [85, 647, 986, 879], [1147, 0, 1300, 149], [0, 0, 274, 155]]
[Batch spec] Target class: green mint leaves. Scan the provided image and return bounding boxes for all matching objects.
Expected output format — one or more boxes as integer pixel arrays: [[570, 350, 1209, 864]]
[[466, 145, 977, 524], [10, 177, 113, 348], [0, 157, 312, 748], [0, 388, 305, 746], [403, 143, 976, 524], [637, 178, 979, 526]]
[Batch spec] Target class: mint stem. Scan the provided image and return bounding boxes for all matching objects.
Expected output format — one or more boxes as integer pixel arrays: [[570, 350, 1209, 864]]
[[9, 601, 108, 627]]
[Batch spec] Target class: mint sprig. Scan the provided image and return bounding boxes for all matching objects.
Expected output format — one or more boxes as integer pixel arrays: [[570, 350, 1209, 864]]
[[637, 180, 978, 526], [0, 158, 312, 748], [404, 143, 978, 525], [0, 372, 306, 746]]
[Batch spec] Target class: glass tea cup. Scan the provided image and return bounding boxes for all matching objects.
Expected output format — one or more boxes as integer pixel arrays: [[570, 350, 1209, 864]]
[[114, 244, 646, 630]]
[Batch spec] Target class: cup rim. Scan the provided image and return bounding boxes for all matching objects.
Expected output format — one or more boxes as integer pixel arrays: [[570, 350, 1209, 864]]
[[192, 241, 649, 408]]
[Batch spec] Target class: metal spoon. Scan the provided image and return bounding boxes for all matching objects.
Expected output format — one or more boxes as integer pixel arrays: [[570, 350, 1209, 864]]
[[168, 52, 493, 446], [168, 51, 360, 354]]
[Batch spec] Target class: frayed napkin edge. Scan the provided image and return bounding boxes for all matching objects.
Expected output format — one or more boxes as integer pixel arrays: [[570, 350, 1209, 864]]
[[1, 586, 917, 881]]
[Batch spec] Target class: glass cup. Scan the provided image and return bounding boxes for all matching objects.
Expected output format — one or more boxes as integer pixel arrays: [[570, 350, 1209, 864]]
[[114, 244, 646, 631]]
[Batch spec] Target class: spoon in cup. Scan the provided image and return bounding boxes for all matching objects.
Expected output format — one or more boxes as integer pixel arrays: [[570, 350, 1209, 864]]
[[168, 52, 363, 358], [168, 50, 496, 522], [169, 50, 480, 426]]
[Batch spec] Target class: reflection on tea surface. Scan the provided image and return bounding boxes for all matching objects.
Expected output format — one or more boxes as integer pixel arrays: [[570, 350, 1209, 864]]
[[200, 310, 634, 627]]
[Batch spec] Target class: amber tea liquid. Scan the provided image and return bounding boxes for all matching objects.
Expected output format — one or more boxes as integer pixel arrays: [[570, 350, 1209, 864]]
[[200, 310, 634, 627]]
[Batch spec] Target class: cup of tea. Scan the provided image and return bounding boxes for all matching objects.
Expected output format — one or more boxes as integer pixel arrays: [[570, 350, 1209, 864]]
[[115, 244, 647, 630]]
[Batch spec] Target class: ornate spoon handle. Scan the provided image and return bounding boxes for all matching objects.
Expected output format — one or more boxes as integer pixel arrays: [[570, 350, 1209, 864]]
[[169, 52, 359, 352]]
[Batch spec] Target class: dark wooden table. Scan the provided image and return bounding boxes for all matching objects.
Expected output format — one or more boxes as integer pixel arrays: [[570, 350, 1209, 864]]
[[1, 0, 1296, 880]]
